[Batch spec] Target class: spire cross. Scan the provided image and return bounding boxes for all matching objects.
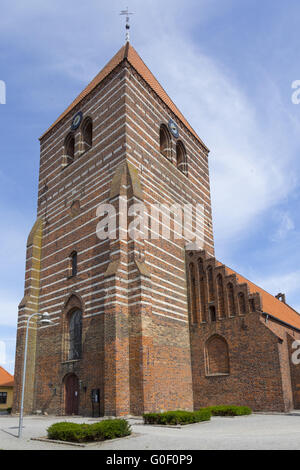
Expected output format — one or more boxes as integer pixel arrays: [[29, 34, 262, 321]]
[[120, 7, 134, 43]]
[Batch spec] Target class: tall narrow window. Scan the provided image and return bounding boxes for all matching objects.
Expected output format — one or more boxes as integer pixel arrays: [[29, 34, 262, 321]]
[[216, 274, 225, 319], [198, 259, 207, 322], [176, 140, 187, 174], [238, 292, 246, 315], [189, 263, 198, 324], [249, 298, 256, 312], [69, 310, 82, 360], [227, 283, 236, 317], [209, 305, 216, 322], [198, 258, 204, 274], [70, 251, 77, 277], [82, 118, 93, 152], [160, 125, 171, 160], [207, 266, 214, 301], [64, 133, 75, 165]]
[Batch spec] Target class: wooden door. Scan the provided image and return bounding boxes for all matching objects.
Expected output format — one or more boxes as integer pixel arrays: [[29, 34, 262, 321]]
[[65, 374, 79, 415]]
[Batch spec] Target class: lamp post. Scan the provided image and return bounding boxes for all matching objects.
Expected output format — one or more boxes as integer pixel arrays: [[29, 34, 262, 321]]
[[18, 312, 52, 438]]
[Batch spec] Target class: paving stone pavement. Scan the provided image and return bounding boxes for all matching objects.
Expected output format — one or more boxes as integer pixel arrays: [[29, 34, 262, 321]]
[[0, 413, 300, 450]]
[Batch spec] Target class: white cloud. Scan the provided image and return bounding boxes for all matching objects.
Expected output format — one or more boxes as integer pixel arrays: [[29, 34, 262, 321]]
[[139, 37, 299, 243], [1, 0, 300, 313], [271, 212, 295, 241]]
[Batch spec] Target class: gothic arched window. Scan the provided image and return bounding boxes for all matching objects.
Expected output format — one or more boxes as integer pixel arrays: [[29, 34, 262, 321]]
[[64, 133, 75, 165], [160, 125, 171, 160], [176, 140, 187, 175], [205, 335, 229, 375], [81, 118, 93, 152], [68, 309, 82, 360]]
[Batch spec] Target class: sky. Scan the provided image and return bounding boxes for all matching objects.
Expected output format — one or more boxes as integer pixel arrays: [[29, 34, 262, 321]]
[[0, 0, 300, 374]]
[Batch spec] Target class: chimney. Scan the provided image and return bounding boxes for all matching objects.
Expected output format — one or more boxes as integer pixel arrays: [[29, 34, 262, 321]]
[[275, 293, 286, 304]]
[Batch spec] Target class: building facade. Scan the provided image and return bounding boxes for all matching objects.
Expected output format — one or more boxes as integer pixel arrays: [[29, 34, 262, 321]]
[[0, 366, 14, 411], [13, 43, 300, 416]]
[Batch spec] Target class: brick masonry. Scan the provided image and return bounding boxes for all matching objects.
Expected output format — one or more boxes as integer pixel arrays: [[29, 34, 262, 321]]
[[186, 250, 300, 412], [13, 45, 300, 416]]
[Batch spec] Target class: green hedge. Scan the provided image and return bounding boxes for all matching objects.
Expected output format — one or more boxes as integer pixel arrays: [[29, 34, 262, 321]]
[[47, 419, 131, 443], [143, 409, 211, 425], [204, 405, 252, 416]]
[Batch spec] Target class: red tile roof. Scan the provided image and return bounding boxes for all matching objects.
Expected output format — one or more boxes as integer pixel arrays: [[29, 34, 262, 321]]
[[40, 43, 208, 150], [0, 366, 14, 387], [224, 265, 300, 330]]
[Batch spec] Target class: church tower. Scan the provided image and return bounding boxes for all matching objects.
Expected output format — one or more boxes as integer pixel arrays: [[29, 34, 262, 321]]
[[13, 42, 213, 416]]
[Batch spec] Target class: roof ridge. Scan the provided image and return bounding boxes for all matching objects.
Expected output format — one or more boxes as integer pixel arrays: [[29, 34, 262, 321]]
[[40, 45, 127, 140], [40, 43, 209, 150], [126, 44, 207, 149], [0, 365, 13, 376], [218, 261, 300, 330]]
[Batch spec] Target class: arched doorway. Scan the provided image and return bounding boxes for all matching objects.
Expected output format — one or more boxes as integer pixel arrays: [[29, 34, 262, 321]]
[[64, 374, 79, 415]]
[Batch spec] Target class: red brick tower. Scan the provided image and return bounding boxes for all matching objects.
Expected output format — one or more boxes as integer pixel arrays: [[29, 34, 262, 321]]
[[13, 42, 213, 416]]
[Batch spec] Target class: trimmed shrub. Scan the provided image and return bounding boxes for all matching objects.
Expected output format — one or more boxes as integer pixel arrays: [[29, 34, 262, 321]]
[[47, 419, 131, 443], [203, 405, 252, 416], [143, 409, 211, 425]]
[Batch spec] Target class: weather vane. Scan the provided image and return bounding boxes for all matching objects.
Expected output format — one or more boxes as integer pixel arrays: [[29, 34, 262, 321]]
[[120, 7, 134, 43]]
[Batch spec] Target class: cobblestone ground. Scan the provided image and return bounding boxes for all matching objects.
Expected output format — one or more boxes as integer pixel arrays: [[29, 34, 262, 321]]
[[0, 413, 300, 450]]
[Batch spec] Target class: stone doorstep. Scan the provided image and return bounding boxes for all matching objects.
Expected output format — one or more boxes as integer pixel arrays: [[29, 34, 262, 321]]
[[31, 432, 139, 448]]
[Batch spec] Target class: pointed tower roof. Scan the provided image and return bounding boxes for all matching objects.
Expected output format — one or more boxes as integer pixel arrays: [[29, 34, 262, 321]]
[[40, 44, 208, 150]]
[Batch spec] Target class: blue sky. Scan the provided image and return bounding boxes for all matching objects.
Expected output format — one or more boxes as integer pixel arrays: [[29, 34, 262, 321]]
[[1, 0, 300, 374]]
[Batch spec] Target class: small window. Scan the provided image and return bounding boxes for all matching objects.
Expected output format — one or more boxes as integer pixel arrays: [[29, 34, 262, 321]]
[[82, 118, 93, 152], [64, 133, 75, 165], [68, 309, 82, 360], [176, 140, 187, 175], [69, 251, 77, 277], [0, 392, 7, 404], [160, 125, 171, 160]]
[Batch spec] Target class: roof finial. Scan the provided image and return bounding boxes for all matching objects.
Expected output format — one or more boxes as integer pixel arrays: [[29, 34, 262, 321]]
[[120, 7, 134, 43]]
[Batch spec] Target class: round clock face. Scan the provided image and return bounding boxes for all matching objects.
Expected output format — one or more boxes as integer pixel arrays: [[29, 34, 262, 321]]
[[168, 119, 179, 138], [71, 111, 83, 130]]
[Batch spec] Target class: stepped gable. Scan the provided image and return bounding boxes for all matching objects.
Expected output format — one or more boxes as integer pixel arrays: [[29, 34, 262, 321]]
[[187, 249, 300, 330]]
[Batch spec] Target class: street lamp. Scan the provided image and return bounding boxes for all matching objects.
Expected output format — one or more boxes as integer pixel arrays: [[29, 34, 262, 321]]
[[18, 312, 53, 438]]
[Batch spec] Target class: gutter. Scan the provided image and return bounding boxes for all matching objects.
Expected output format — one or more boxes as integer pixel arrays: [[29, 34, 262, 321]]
[[262, 311, 300, 334]]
